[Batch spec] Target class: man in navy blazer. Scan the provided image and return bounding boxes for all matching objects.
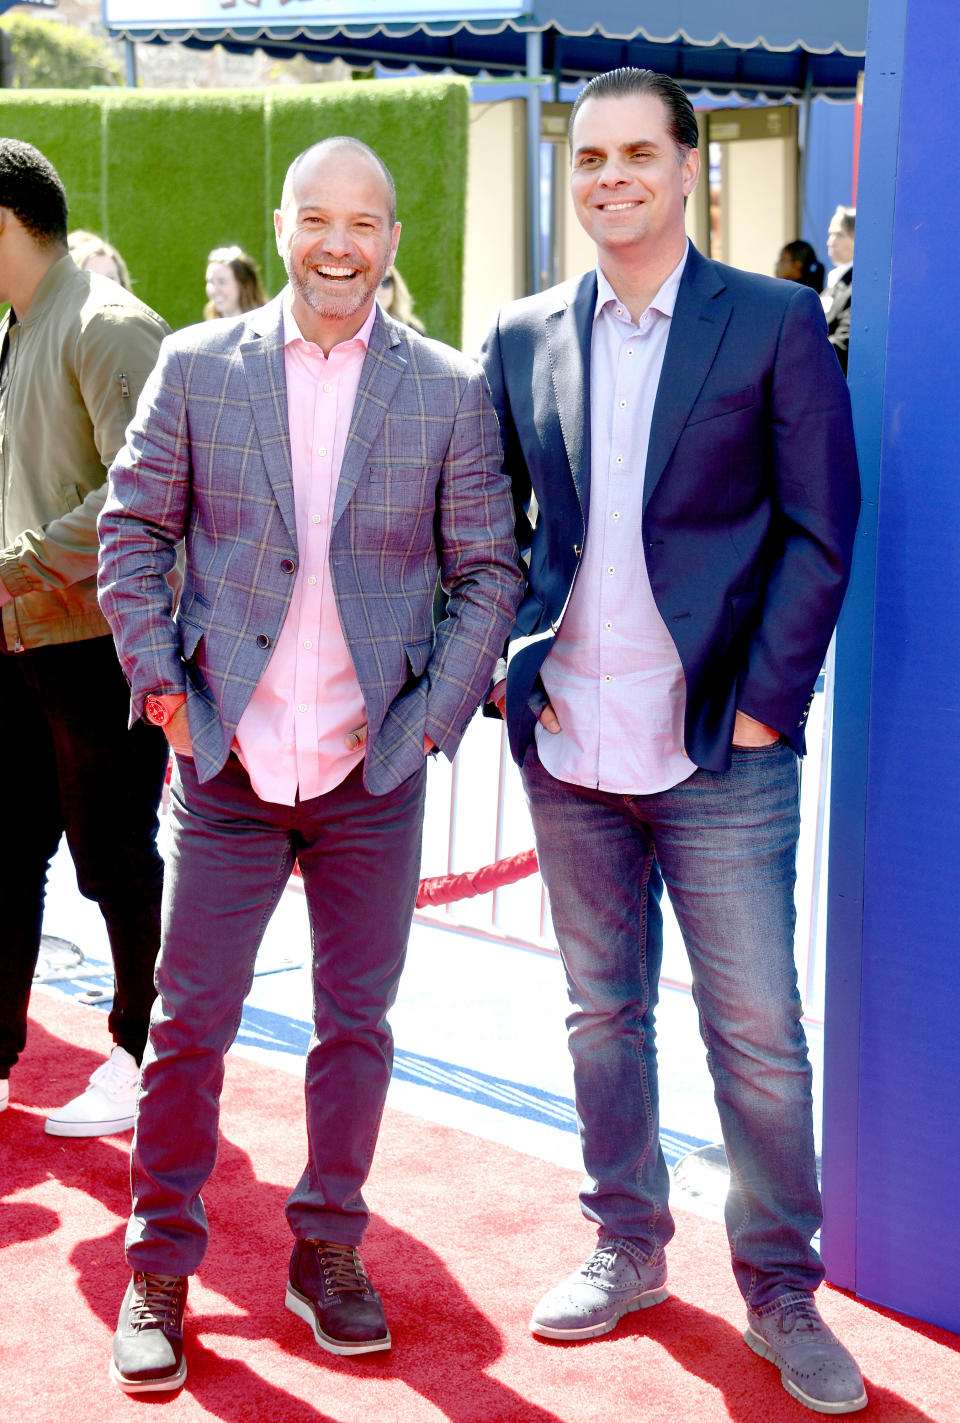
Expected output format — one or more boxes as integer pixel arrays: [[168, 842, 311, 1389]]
[[99, 138, 521, 1393], [481, 70, 864, 1414]]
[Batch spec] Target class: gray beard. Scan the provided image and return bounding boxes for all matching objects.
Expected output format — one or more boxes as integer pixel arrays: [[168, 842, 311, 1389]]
[[286, 258, 386, 321]]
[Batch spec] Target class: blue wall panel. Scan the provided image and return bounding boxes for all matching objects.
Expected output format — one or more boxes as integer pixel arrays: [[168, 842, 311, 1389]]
[[824, 0, 960, 1331]]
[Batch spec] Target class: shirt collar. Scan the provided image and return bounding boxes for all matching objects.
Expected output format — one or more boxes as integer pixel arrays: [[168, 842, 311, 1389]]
[[827, 260, 853, 288], [594, 240, 689, 326], [281, 285, 377, 352]]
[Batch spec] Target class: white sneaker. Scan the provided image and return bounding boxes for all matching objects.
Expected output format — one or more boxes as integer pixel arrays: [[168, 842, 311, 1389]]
[[0, 1078, 8, 1112], [45, 1046, 140, 1137]]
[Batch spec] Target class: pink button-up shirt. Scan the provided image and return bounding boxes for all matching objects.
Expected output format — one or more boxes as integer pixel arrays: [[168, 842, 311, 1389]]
[[233, 293, 375, 805]]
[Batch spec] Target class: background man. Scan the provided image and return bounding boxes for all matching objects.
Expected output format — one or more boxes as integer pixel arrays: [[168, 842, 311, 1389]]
[[482, 70, 864, 1415], [99, 136, 521, 1394], [823, 204, 855, 374], [0, 138, 169, 1136]]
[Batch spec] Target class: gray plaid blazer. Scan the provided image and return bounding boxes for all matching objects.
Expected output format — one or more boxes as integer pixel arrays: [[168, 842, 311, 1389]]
[[98, 294, 522, 794]]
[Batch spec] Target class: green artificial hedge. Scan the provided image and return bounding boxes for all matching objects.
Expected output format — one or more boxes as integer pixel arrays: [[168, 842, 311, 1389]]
[[0, 78, 469, 345]]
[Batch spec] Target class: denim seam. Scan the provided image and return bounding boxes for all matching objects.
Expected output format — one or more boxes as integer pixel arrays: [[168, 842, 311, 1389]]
[[632, 834, 665, 1241], [692, 975, 757, 1302]]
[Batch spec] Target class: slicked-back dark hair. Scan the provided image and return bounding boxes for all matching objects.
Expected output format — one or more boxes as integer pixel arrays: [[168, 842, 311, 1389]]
[[0, 138, 68, 246], [568, 68, 700, 158]]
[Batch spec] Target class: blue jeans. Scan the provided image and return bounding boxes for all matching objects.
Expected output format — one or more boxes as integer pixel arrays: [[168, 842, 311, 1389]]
[[521, 740, 823, 1309], [126, 753, 426, 1275]]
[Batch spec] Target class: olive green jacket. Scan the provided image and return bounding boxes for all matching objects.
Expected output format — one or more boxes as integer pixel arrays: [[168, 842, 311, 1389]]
[[0, 255, 169, 651]]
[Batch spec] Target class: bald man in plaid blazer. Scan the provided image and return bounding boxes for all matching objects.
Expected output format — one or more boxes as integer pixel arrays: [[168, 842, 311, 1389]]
[[98, 139, 521, 1392]]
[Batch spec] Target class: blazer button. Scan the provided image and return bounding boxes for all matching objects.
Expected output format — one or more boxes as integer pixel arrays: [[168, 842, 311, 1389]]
[[280, 558, 296, 574], [256, 634, 270, 649]]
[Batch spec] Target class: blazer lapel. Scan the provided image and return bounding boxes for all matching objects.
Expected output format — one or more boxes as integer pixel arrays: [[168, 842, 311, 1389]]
[[643, 246, 731, 512], [240, 295, 296, 541], [333, 309, 405, 527], [546, 272, 595, 515]]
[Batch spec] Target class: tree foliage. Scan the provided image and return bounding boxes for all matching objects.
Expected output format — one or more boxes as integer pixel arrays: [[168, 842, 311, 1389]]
[[0, 15, 122, 89]]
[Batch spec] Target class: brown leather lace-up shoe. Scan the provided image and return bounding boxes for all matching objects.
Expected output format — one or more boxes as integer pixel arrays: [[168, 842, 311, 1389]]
[[285, 1238, 390, 1356]]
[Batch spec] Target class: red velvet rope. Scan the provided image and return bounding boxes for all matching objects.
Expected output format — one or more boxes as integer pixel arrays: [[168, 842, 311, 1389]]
[[291, 847, 539, 904], [415, 848, 539, 908]]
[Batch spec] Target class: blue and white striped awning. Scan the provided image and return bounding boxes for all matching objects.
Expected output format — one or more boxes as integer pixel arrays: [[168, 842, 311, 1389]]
[[101, 1, 868, 98]]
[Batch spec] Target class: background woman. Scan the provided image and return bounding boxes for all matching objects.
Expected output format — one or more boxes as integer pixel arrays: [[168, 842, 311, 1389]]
[[776, 239, 825, 294], [203, 245, 267, 319], [68, 229, 132, 290], [376, 265, 426, 334]]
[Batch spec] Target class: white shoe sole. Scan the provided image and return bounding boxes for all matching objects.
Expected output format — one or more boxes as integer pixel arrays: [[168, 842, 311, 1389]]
[[109, 1356, 187, 1394], [285, 1283, 391, 1355], [743, 1326, 868, 1414], [45, 1114, 135, 1137], [530, 1284, 670, 1340]]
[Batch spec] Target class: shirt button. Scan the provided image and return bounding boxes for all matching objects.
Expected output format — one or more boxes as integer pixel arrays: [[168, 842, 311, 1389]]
[[303, 640, 313, 650], [323, 382, 332, 393], [298, 703, 307, 713], [307, 575, 318, 585], [627, 348, 634, 357], [612, 511, 620, 519], [605, 621, 613, 630], [312, 514, 322, 524], [604, 674, 613, 682], [619, 400, 626, 408], [615, 456, 623, 465], [317, 446, 327, 457], [607, 566, 615, 575]]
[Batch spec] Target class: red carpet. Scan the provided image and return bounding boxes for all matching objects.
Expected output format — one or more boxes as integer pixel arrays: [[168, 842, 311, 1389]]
[[2, 991, 957, 1423]]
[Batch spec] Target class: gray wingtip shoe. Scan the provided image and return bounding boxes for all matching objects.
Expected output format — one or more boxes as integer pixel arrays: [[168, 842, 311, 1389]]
[[744, 1293, 867, 1414], [530, 1238, 669, 1340]]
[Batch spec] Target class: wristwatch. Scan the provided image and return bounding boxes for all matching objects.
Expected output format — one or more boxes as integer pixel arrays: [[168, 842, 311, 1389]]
[[143, 693, 185, 727]]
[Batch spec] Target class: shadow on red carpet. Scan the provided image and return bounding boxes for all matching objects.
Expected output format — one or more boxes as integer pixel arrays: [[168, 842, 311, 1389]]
[[1, 990, 957, 1423]]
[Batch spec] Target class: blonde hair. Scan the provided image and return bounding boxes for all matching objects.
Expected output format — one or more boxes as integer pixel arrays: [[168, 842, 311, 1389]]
[[67, 229, 132, 290], [381, 266, 425, 334]]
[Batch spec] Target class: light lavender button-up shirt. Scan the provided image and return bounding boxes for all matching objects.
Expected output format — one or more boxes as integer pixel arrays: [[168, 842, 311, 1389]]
[[536, 246, 697, 795]]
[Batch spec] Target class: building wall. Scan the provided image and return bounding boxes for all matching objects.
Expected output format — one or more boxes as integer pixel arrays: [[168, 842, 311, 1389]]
[[461, 99, 526, 358]]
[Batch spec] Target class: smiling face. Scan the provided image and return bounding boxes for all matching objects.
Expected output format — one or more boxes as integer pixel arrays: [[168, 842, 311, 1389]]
[[274, 144, 400, 350], [569, 91, 699, 269], [205, 261, 241, 316]]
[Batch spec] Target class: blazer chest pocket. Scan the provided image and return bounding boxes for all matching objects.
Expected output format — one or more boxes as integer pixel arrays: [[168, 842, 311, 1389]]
[[686, 384, 761, 427], [364, 462, 428, 484]]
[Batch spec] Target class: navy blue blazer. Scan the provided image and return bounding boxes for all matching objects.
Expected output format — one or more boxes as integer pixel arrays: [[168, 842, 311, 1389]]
[[480, 243, 861, 771]]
